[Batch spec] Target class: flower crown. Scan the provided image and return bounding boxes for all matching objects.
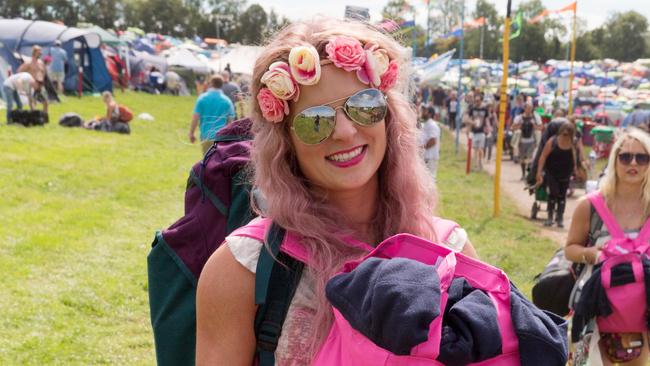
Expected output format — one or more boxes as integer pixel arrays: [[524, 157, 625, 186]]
[[257, 36, 399, 123]]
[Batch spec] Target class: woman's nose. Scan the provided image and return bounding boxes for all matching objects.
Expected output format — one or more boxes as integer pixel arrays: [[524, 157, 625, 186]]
[[330, 107, 357, 141]]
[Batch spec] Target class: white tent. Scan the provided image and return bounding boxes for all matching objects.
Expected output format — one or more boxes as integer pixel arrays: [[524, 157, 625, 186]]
[[209, 45, 264, 75], [165, 48, 211, 74]]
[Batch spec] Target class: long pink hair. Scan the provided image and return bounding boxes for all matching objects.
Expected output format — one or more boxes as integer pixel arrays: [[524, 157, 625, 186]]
[[249, 18, 438, 357]]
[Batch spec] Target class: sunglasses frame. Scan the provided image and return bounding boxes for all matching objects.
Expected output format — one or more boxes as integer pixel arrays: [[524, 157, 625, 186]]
[[617, 152, 650, 166], [291, 88, 388, 145]]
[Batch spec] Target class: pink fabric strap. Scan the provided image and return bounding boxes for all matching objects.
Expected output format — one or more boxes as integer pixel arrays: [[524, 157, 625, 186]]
[[587, 191, 625, 239]]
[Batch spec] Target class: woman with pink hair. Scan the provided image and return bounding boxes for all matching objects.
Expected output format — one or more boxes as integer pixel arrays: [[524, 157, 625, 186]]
[[196, 18, 477, 365]]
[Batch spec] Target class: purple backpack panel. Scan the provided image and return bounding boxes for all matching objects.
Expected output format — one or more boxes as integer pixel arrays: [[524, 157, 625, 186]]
[[162, 118, 254, 279]]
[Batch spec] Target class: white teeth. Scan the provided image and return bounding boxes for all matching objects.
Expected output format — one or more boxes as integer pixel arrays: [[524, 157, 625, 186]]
[[328, 146, 363, 162]]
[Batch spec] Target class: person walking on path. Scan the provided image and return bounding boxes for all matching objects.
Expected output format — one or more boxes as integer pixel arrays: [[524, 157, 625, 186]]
[[188, 75, 235, 154], [195, 18, 477, 365], [565, 128, 650, 365], [46, 40, 67, 95], [2, 72, 36, 123], [220, 71, 241, 106], [465, 94, 488, 171], [536, 122, 577, 228], [420, 106, 441, 181], [512, 103, 540, 180]]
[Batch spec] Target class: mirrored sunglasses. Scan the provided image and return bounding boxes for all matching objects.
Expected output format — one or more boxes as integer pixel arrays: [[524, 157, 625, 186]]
[[291, 88, 387, 145], [618, 152, 650, 166]]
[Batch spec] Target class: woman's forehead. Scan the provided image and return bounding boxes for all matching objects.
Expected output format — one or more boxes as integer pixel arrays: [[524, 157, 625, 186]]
[[291, 65, 367, 112], [620, 138, 647, 152]]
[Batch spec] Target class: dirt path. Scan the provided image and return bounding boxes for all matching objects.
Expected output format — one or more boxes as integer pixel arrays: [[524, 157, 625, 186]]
[[453, 128, 583, 246]]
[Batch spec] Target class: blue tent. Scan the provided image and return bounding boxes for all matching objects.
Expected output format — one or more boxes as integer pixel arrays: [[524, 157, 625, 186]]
[[0, 42, 20, 87], [0, 19, 112, 93]]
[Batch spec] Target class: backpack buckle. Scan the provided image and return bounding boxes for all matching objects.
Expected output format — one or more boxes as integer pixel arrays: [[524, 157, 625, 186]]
[[256, 321, 282, 352]]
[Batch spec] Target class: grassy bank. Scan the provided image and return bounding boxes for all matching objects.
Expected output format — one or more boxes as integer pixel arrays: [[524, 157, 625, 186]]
[[0, 93, 557, 364]]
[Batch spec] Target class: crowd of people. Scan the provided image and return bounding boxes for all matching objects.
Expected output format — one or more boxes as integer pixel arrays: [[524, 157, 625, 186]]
[[415, 84, 592, 228]]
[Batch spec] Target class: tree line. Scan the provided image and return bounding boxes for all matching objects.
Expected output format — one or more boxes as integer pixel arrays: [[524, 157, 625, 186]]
[[384, 0, 650, 62], [2, 0, 649, 62], [0, 0, 289, 46]]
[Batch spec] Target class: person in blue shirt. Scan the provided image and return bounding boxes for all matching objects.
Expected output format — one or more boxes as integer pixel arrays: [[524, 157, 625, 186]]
[[47, 40, 68, 95], [188, 75, 235, 154]]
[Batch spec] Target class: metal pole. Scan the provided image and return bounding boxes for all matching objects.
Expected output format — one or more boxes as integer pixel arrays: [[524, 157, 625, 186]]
[[494, 0, 512, 217], [455, 0, 465, 154], [412, 12, 417, 57], [478, 25, 485, 60], [568, 2, 578, 116], [426, 0, 431, 54]]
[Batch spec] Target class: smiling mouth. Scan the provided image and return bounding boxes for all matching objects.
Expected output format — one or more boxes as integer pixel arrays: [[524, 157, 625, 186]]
[[326, 145, 366, 163]]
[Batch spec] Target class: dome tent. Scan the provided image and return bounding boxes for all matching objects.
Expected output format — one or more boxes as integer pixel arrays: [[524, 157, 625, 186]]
[[0, 19, 112, 93]]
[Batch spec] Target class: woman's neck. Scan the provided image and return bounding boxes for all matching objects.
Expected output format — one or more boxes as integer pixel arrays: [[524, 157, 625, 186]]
[[615, 184, 643, 202], [326, 177, 379, 243]]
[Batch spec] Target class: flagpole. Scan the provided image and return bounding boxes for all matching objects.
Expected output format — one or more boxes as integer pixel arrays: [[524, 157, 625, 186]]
[[412, 11, 417, 57], [455, 0, 465, 154], [567, 2, 577, 116], [426, 0, 431, 54], [478, 24, 485, 60], [494, 0, 512, 217]]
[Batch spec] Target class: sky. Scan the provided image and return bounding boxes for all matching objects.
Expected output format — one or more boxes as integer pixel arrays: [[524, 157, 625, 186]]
[[258, 0, 650, 32]]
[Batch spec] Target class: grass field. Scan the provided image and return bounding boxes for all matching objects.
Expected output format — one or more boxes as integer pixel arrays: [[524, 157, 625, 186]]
[[0, 92, 559, 365]]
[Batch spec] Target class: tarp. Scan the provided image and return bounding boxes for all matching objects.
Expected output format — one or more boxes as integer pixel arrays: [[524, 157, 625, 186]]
[[0, 19, 111, 93]]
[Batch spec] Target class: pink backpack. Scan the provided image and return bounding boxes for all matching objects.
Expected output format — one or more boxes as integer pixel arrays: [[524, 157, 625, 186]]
[[587, 191, 650, 333], [231, 217, 521, 365]]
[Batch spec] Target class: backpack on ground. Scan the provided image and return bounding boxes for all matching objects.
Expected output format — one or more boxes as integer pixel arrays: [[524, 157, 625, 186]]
[[118, 105, 133, 123], [8, 110, 48, 126], [148, 118, 257, 366], [59, 113, 84, 127], [520, 116, 534, 139]]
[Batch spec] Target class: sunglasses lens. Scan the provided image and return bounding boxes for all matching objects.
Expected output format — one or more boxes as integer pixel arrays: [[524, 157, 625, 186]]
[[293, 106, 336, 145], [618, 153, 633, 165], [344, 88, 387, 126], [636, 154, 650, 165]]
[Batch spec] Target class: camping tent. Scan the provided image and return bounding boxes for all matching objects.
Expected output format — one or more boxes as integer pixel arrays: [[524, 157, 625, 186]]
[[78, 24, 126, 48], [165, 48, 211, 74], [209, 45, 264, 75], [0, 18, 112, 93], [0, 42, 20, 86]]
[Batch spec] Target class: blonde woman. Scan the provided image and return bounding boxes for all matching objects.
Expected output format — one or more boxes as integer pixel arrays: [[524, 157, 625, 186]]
[[566, 128, 650, 365]]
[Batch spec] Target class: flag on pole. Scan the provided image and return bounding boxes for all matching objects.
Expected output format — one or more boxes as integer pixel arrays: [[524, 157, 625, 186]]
[[509, 11, 523, 39], [529, 1, 576, 24], [464, 17, 486, 29], [415, 49, 456, 85]]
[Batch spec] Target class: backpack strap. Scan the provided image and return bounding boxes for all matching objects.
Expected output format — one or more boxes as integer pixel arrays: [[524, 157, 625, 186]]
[[586, 191, 625, 239], [188, 168, 228, 216], [254, 223, 304, 366], [214, 134, 251, 143]]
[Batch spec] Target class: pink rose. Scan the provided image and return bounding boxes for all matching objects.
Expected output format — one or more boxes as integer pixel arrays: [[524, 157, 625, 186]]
[[356, 44, 388, 87], [261, 61, 300, 101], [288, 46, 321, 85], [325, 36, 366, 72], [257, 87, 289, 123], [379, 61, 399, 91]]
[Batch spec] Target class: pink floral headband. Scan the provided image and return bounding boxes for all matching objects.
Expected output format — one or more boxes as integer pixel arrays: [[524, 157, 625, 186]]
[[256, 36, 399, 123]]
